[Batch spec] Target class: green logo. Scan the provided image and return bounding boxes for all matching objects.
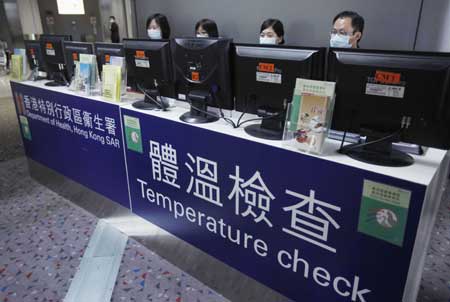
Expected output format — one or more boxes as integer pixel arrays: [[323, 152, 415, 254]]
[[124, 115, 143, 153], [19, 115, 32, 141], [358, 180, 411, 247]]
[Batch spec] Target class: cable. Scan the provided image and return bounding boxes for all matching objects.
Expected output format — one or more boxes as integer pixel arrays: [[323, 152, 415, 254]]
[[137, 84, 166, 111], [183, 85, 238, 127], [234, 94, 285, 128], [339, 129, 348, 151], [188, 101, 238, 128], [237, 112, 283, 128], [340, 128, 403, 153]]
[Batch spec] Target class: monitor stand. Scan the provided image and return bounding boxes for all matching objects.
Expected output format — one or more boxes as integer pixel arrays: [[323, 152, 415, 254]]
[[180, 90, 219, 124], [45, 71, 68, 87], [244, 109, 285, 140], [340, 134, 414, 167], [132, 88, 167, 110], [245, 124, 283, 140]]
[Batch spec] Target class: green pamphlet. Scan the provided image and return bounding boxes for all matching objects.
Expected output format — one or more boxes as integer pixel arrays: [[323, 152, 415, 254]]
[[358, 180, 411, 247], [124, 115, 143, 153], [19, 115, 32, 141]]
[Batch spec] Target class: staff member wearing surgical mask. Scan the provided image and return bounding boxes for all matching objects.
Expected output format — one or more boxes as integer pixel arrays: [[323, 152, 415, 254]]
[[195, 19, 219, 38], [146, 13, 171, 40], [330, 11, 364, 48], [259, 19, 285, 45]]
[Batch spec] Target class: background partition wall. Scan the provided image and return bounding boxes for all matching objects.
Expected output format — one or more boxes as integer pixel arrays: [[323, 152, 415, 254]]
[[134, 0, 424, 50]]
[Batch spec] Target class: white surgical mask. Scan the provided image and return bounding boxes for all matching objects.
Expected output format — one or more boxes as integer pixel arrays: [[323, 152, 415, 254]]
[[330, 34, 352, 48], [196, 33, 209, 38], [109, 19, 114, 23], [259, 36, 277, 45], [148, 28, 162, 39]]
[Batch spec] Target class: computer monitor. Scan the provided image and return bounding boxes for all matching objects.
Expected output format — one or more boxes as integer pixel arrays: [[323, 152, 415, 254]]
[[123, 38, 174, 110], [94, 42, 124, 80], [63, 41, 94, 80], [173, 37, 233, 123], [233, 43, 325, 140], [40, 34, 72, 86], [327, 48, 450, 167], [24, 40, 45, 72]]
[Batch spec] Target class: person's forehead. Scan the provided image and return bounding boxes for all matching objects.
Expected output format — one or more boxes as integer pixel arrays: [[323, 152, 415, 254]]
[[262, 27, 276, 33], [333, 17, 353, 29]]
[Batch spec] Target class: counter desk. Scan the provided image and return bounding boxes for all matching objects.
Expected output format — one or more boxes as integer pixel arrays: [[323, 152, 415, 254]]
[[10, 80, 449, 302]]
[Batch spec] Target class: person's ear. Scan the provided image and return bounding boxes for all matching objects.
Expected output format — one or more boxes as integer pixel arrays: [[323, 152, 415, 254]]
[[277, 36, 283, 44], [352, 32, 362, 45]]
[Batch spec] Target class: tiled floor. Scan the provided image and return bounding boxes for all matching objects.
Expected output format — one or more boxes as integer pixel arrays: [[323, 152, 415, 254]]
[[417, 183, 450, 302], [0, 158, 97, 302], [111, 239, 229, 302], [0, 157, 230, 302]]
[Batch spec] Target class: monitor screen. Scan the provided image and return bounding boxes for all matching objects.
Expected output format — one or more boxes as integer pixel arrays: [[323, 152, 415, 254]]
[[40, 35, 72, 86], [173, 37, 233, 123], [24, 40, 45, 72], [123, 38, 175, 110], [327, 48, 450, 166], [233, 43, 325, 140], [63, 41, 94, 80], [94, 42, 124, 80]]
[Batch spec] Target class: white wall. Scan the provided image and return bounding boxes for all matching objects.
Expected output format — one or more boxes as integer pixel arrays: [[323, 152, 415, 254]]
[[415, 0, 450, 51]]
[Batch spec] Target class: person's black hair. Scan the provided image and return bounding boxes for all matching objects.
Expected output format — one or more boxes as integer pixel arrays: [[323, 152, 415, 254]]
[[333, 11, 365, 43], [146, 13, 171, 39], [195, 18, 219, 38], [260, 18, 285, 44], [109, 16, 115, 20]]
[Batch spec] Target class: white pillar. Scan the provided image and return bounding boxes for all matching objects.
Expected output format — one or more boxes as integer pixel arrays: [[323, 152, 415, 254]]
[[16, 0, 43, 36]]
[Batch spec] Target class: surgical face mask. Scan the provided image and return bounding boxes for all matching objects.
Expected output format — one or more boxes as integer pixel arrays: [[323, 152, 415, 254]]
[[196, 33, 209, 38], [148, 28, 162, 39], [109, 19, 114, 23], [259, 36, 277, 45], [330, 34, 352, 48]]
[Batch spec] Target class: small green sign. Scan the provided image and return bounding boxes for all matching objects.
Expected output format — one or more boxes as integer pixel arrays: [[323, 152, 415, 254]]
[[358, 180, 411, 247], [19, 115, 32, 141], [123, 115, 143, 153]]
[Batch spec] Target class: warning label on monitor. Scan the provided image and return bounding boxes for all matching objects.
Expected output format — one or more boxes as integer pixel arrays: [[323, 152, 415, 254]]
[[365, 83, 405, 99], [135, 58, 150, 68], [256, 72, 282, 84], [46, 49, 55, 56]]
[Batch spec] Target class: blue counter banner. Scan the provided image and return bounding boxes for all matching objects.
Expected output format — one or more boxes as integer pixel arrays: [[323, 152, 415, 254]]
[[122, 108, 426, 302], [10, 82, 130, 209]]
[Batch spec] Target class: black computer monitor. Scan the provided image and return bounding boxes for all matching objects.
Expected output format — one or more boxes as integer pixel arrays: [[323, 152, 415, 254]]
[[24, 40, 45, 72], [123, 38, 174, 110], [328, 48, 450, 167], [173, 37, 233, 123], [40, 34, 72, 86], [63, 41, 94, 80], [233, 43, 325, 140], [94, 42, 124, 80]]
